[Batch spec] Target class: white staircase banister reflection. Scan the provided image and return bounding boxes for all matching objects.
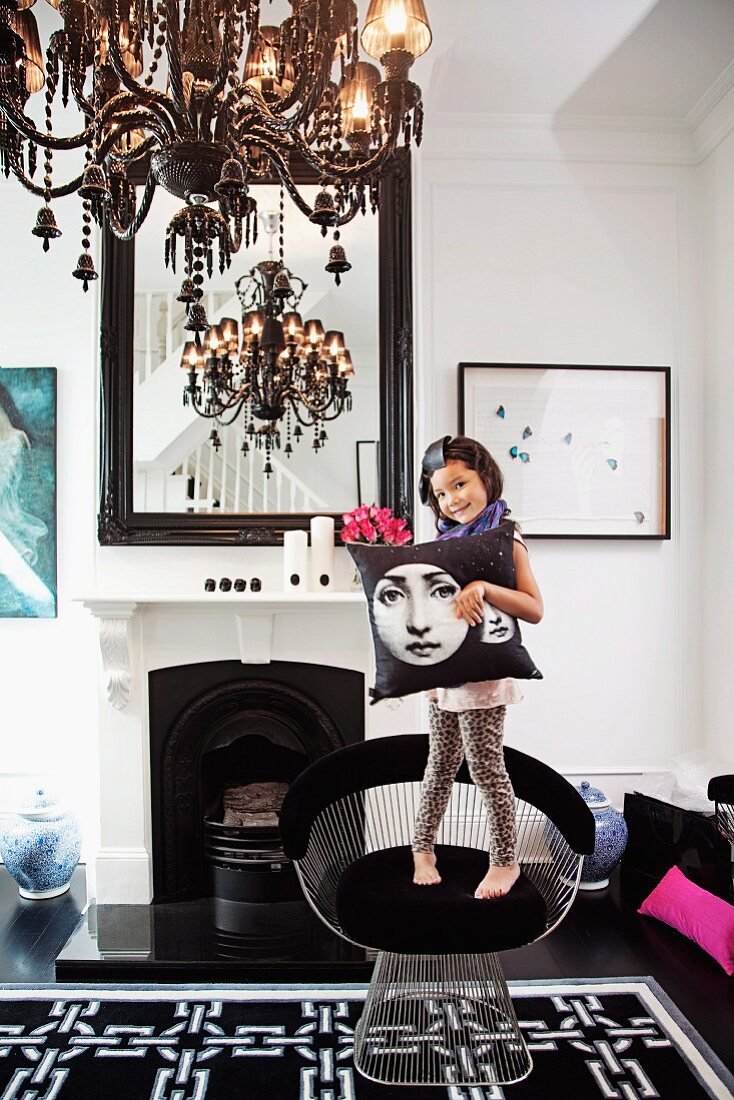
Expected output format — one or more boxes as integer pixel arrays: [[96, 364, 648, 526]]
[[177, 433, 326, 514]]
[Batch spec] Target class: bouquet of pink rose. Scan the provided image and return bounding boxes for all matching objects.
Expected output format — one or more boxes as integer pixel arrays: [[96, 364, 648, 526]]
[[340, 505, 413, 546]]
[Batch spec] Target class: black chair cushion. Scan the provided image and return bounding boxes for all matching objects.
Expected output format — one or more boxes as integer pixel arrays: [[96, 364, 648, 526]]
[[335, 844, 548, 954]]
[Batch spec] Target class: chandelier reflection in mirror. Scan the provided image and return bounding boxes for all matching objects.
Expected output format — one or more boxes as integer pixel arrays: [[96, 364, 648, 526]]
[[181, 205, 355, 470], [0, 0, 432, 320]]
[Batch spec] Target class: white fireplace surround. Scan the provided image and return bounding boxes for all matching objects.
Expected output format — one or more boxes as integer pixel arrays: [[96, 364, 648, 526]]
[[83, 592, 415, 904]]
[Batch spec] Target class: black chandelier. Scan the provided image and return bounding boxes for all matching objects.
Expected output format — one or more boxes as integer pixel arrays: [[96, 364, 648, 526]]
[[180, 206, 355, 468], [0, 0, 432, 310]]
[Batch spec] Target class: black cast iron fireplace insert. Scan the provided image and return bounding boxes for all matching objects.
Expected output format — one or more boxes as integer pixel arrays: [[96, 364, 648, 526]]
[[149, 660, 364, 905]]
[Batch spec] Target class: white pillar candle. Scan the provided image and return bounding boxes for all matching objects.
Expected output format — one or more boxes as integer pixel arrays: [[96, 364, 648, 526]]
[[310, 515, 335, 591], [283, 529, 309, 592]]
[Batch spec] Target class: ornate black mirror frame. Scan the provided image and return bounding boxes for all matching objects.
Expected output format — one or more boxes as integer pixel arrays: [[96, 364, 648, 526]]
[[98, 149, 413, 546]]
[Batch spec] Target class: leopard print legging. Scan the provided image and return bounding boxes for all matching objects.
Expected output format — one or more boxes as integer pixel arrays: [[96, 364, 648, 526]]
[[411, 702, 517, 866]]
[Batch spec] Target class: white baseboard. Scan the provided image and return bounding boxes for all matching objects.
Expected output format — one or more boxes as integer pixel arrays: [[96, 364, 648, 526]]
[[95, 847, 152, 904]]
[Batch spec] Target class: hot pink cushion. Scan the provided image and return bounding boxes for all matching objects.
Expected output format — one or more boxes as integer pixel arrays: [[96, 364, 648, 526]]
[[638, 865, 734, 975]]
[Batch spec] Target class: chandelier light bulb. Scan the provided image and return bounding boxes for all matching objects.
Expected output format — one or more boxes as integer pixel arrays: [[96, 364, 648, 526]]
[[205, 325, 224, 355], [243, 25, 295, 100], [361, 0, 432, 60], [385, 0, 407, 44], [337, 350, 355, 377], [323, 330, 346, 359], [282, 312, 305, 344], [180, 341, 203, 370], [220, 317, 239, 351], [339, 61, 380, 137], [244, 311, 265, 342], [304, 319, 325, 349], [353, 87, 370, 123]]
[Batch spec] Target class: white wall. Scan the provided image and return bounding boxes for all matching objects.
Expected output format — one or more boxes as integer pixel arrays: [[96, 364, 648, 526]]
[[0, 183, 100, 857], [414, 128, 705, 798], [702, 118, 734, 760]]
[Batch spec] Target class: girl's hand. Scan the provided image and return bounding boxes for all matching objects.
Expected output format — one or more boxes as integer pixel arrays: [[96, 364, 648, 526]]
[[455, 581, 487, 626]]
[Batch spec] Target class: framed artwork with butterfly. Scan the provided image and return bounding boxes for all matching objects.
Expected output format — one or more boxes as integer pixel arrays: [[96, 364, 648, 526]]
[[458, 363, 670, 539]]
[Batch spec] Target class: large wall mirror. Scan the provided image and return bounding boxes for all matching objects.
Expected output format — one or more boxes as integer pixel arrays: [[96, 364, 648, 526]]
[[98, 151, 413, 545]]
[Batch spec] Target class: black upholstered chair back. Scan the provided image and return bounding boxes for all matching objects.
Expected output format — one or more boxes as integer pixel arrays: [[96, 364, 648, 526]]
[[280, 733, 595, 860]]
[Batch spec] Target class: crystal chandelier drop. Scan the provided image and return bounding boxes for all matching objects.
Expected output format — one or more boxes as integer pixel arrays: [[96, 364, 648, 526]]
[[180, 205, 355, 470], [0, 0, 432, 309]]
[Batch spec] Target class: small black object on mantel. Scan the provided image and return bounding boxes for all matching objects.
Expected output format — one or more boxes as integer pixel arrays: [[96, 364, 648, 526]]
[[219, 578, 232, 592], [250, 577, 262, 592], [234, 578, 247, 592], [204, 578, 216, 592]]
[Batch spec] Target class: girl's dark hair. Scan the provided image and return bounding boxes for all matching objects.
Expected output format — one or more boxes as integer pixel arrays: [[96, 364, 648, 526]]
[[426, 435, 507, 529]]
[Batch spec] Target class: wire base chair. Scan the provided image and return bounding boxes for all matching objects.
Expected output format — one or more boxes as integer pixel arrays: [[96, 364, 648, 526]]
[[280, 735, 595, 1089], [354, 950, 532, 1086]]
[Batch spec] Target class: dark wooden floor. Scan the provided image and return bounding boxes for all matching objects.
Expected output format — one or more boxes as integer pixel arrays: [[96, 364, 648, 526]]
[[0, 865, 732, 1073]]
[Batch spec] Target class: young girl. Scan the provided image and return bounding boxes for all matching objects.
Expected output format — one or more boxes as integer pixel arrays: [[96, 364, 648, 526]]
[[412, 435, 544, 899]]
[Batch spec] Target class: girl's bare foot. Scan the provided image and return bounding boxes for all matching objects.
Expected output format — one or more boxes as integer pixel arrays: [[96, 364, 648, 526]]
[[413, 852, 441, 885], [474, 862, 520, 899]]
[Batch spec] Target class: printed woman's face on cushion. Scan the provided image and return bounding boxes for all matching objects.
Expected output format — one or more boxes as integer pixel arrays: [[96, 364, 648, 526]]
[[482, 605, 516, 645], [373, 563, 468, 665]]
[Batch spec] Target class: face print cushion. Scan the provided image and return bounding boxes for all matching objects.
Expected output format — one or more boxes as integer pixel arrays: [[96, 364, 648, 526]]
[[349, 523, 542, 703]]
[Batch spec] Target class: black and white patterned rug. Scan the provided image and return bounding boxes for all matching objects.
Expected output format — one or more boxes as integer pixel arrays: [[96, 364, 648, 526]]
[[0, 979, 730, 1099]]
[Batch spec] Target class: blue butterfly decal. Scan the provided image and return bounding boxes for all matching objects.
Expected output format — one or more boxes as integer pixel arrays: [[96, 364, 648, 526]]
[[523, 426, 532, 439], [497, 405, 505, 419], [509, 445, 518, 458], [607, 459, 618, 470], [634, 511, 645, 524], [563, 433, 572, 445]]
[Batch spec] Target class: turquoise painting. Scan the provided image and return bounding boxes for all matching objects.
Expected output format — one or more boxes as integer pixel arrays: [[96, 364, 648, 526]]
[[0, 368, 57, 618]]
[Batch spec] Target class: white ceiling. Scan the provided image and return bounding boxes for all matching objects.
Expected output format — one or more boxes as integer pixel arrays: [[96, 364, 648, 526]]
[[419, 0, 734, 121], [31, 0, 734, 128]]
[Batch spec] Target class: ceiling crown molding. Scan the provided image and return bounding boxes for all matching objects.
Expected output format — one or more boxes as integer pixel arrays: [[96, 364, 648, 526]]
[[686, 59, 734, 131], [689, 65, 734, 163], [427, 111, 689, 135], [420, 112, 696, 166], [422, 59, 734, 167]]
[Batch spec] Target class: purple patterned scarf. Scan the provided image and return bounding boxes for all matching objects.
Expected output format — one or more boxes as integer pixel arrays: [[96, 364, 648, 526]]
[[437, 499, 509, 540]]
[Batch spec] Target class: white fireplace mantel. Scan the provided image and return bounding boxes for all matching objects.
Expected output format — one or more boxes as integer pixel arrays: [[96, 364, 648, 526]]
[[81, 592, 367, 710], [79, 589, 418, 903]]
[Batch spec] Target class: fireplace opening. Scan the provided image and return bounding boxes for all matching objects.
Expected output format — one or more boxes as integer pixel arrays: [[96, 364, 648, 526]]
[[201, 712, 332, 907], [149, 660, 364, 907]]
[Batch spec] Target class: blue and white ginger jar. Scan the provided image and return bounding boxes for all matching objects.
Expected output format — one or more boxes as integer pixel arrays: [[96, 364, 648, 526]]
[[576, 780, 628, 890], [0, 789, 81, 899]]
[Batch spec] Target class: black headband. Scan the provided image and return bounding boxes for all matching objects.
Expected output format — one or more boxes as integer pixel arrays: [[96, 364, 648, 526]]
[[419, 435, 452, 503]]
